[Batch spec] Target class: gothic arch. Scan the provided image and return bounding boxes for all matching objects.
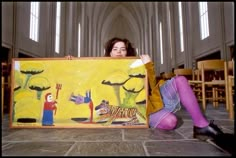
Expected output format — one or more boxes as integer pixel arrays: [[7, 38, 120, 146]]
[[99, 4, 140, 54]]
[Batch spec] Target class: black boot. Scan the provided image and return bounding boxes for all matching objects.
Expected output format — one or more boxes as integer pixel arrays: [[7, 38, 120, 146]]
[[193, 120, 224, 141], [213, 133, 235, 155]]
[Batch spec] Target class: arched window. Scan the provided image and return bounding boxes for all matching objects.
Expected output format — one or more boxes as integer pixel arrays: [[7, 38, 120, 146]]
[[29, 2, 40, 42], [159, 22, 163, 65], [55, 2, 61, 54], [78, 23, 81, 57], [178, 2, 184, 52], [199, 2, 210, 40]]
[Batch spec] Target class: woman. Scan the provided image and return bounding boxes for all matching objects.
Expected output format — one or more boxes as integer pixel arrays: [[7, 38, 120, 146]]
[[103, 37, 224, 141]]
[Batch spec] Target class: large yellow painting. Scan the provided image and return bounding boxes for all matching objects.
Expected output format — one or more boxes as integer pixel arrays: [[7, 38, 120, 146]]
[[10, 57, 148, 128]]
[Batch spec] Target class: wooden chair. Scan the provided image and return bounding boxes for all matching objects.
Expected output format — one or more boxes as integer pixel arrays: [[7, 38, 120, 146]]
[[227, 75, 234, 119], [1, 62, 11, 119], [2, 62, 7, 120], [2, 76, 4, 120], [188, 69, 203, 102], [174, 68, 193, 80], [174, 68, 201, 99], [161, 72, 175, 80], [193, 61, 216, 106], [197, 59, 226, 111], [192, 69, 201, 81], [225, 61, 234, 119]]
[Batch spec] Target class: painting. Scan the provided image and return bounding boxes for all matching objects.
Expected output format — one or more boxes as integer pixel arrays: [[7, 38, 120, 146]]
[[10, 57, 148, 128]]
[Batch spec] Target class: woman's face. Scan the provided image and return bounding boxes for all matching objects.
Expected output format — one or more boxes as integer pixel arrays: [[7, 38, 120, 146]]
[[110, 41, 127, 57]]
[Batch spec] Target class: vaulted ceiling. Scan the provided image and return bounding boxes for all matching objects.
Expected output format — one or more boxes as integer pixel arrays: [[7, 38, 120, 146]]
[[82, 2, 156, 53]]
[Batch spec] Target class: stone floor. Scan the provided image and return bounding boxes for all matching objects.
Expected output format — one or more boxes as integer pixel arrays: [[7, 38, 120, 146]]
[[2, 103, 235, 156]]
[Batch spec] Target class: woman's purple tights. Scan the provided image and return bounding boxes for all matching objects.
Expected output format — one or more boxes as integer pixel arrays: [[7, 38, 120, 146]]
[[156, 76, 209, 130]]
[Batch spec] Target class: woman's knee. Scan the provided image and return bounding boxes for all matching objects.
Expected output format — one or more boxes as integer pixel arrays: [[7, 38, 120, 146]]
[[156, 113, 178, 130], [175, 75, 188, 84]]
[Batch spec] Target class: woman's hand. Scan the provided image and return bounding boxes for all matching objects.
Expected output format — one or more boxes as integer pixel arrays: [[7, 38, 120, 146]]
[[140, 54, 152, 64], [65, 55, 74, 60]]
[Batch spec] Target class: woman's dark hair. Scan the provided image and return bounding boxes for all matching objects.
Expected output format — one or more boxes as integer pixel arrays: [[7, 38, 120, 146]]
[[104, 37, 137, 57]]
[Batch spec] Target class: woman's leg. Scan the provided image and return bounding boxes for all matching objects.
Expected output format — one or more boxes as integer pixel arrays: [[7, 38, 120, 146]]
[[150, 76, 224, 140], [149, 109, 177, 130], [156, 113, 177, 130], [174, 76, 209, 128]]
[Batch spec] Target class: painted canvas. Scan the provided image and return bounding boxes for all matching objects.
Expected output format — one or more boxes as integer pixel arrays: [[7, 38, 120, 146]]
[[10, 57, 148, 128]]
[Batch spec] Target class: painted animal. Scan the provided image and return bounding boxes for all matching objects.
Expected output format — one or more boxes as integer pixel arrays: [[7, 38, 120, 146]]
[[69, 90, 94, 123], [95, 100, 146, 126]]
